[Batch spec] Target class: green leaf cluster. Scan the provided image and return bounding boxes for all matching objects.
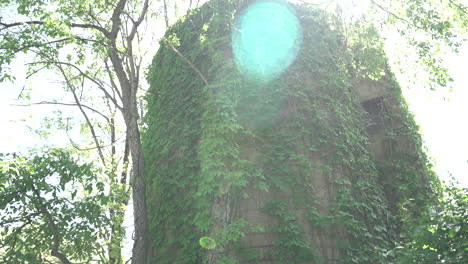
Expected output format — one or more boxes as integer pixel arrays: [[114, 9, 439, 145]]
[[0, 149, 109, 263], [392, 181, 467, 263]]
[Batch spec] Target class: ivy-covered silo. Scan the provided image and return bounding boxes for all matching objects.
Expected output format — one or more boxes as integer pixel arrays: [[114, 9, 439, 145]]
[[142, 0, 439, 263]]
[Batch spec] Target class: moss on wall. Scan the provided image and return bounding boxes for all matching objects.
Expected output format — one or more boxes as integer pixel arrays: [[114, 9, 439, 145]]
[[143, 1, 440, 263]]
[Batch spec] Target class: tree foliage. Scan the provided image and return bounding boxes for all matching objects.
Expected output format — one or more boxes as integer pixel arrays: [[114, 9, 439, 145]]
[[393, 181, 468, 263], [0, 149, 109, 264], [0, 0, 154, 262], [367, 0, 468, 88]]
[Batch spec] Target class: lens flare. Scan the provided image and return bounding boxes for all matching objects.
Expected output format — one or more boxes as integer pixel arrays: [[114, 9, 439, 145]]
[[232, 0, 302, 81], [199, 237, 216, 249]]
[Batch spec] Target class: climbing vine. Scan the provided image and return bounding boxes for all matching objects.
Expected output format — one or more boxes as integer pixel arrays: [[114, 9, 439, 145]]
[[143, 0, 440, 263]]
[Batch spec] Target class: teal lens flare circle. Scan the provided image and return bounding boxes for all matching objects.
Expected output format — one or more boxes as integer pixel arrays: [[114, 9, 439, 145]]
[[232, 0, 302, 80]]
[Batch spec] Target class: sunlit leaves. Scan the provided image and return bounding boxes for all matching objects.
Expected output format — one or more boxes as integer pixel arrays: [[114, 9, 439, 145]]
[[394, 181, 467, 263], [0, 0, 112, 81], [369, 0, 468, 88], [0, 149, 109, 263], [346, 19, 387, 80]]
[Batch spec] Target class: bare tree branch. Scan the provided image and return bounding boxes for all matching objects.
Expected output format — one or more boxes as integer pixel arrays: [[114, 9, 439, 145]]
[[104, 59, 123, 102], [165, 40, 208, 85], [16, 64, 48, 99], [27, 61, 123, 110], [15, 101, 111, 123], [1, 35, 105, 59], [370, 0, 420, 29], [66, 130, 125, 151], [0, 21, 110, 37], [163, 0, 170, 28], [109, 0, 128, 40], [128, 0, 150, 41], [120, 137, 131, 185], [56, 63, 107, 166], [87, 4, 106, 30], [1, 38, 70, 54]]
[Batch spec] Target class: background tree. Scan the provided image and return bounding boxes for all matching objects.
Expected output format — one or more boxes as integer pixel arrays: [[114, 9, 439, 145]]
[[377, 0, 467, 88], [0, 0, 201, 261], [0, 149, 109, 264], [335, 0, 468, 88], [0, 0, 156, 262], [392, 180, 467, 263]]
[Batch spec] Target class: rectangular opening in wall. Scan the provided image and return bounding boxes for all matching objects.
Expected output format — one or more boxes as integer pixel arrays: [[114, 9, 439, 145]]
[[361, 96, 384, 135]]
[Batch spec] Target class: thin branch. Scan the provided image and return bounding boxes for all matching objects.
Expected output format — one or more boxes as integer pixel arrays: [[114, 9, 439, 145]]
[[125, 45, 135, 88], [14, 101, 110, 122], [63, 62, 120, 108], [0, 20, 44, 29], [7, 216, 34, 251], [56, 63, 107, 166], [165, 41, 208, 85], [120, 137, 130, 185], [17, 64, 48, 99], [448, 0, 468, 15], [136, 56, 142, 83], [128, 0, 150, 41], [104, 59, 123, 102], [3, 37, 108, 73], [173, 0, 179, 21], [0, 21, 110, 37], [31, 186, 72, 264], [27, 61, 123, 110], [0, 212, 40, 226], [65, 128, 125, 152], [74, 22, 105, 31], [163, 0, 170, 28], [370, 0, 422, 30], [87, 4, 106, 31], [2, 38, 71, 53], [122, 10, 137, 25], [110, 116, 117, 181]]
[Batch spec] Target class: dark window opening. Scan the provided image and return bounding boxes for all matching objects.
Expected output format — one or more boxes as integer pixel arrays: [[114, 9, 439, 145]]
[[361, 96, 384, 135]]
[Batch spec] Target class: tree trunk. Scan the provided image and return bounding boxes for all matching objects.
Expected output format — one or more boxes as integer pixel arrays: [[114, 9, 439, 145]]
[[127, 116, 149, 264], [207, 193, 232, 264], [108, 44, 149, 264]]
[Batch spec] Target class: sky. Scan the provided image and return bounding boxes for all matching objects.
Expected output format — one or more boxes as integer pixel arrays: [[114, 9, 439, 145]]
[[0, 54, 74, 153]]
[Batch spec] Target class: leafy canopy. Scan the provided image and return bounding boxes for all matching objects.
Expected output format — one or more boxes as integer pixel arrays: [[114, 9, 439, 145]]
[[0, 149, 110, 264], [394, 181, 468, 263]]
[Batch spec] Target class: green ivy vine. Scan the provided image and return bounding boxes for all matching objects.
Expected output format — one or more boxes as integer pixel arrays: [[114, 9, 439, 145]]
[[143, 1, 440, 263]]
